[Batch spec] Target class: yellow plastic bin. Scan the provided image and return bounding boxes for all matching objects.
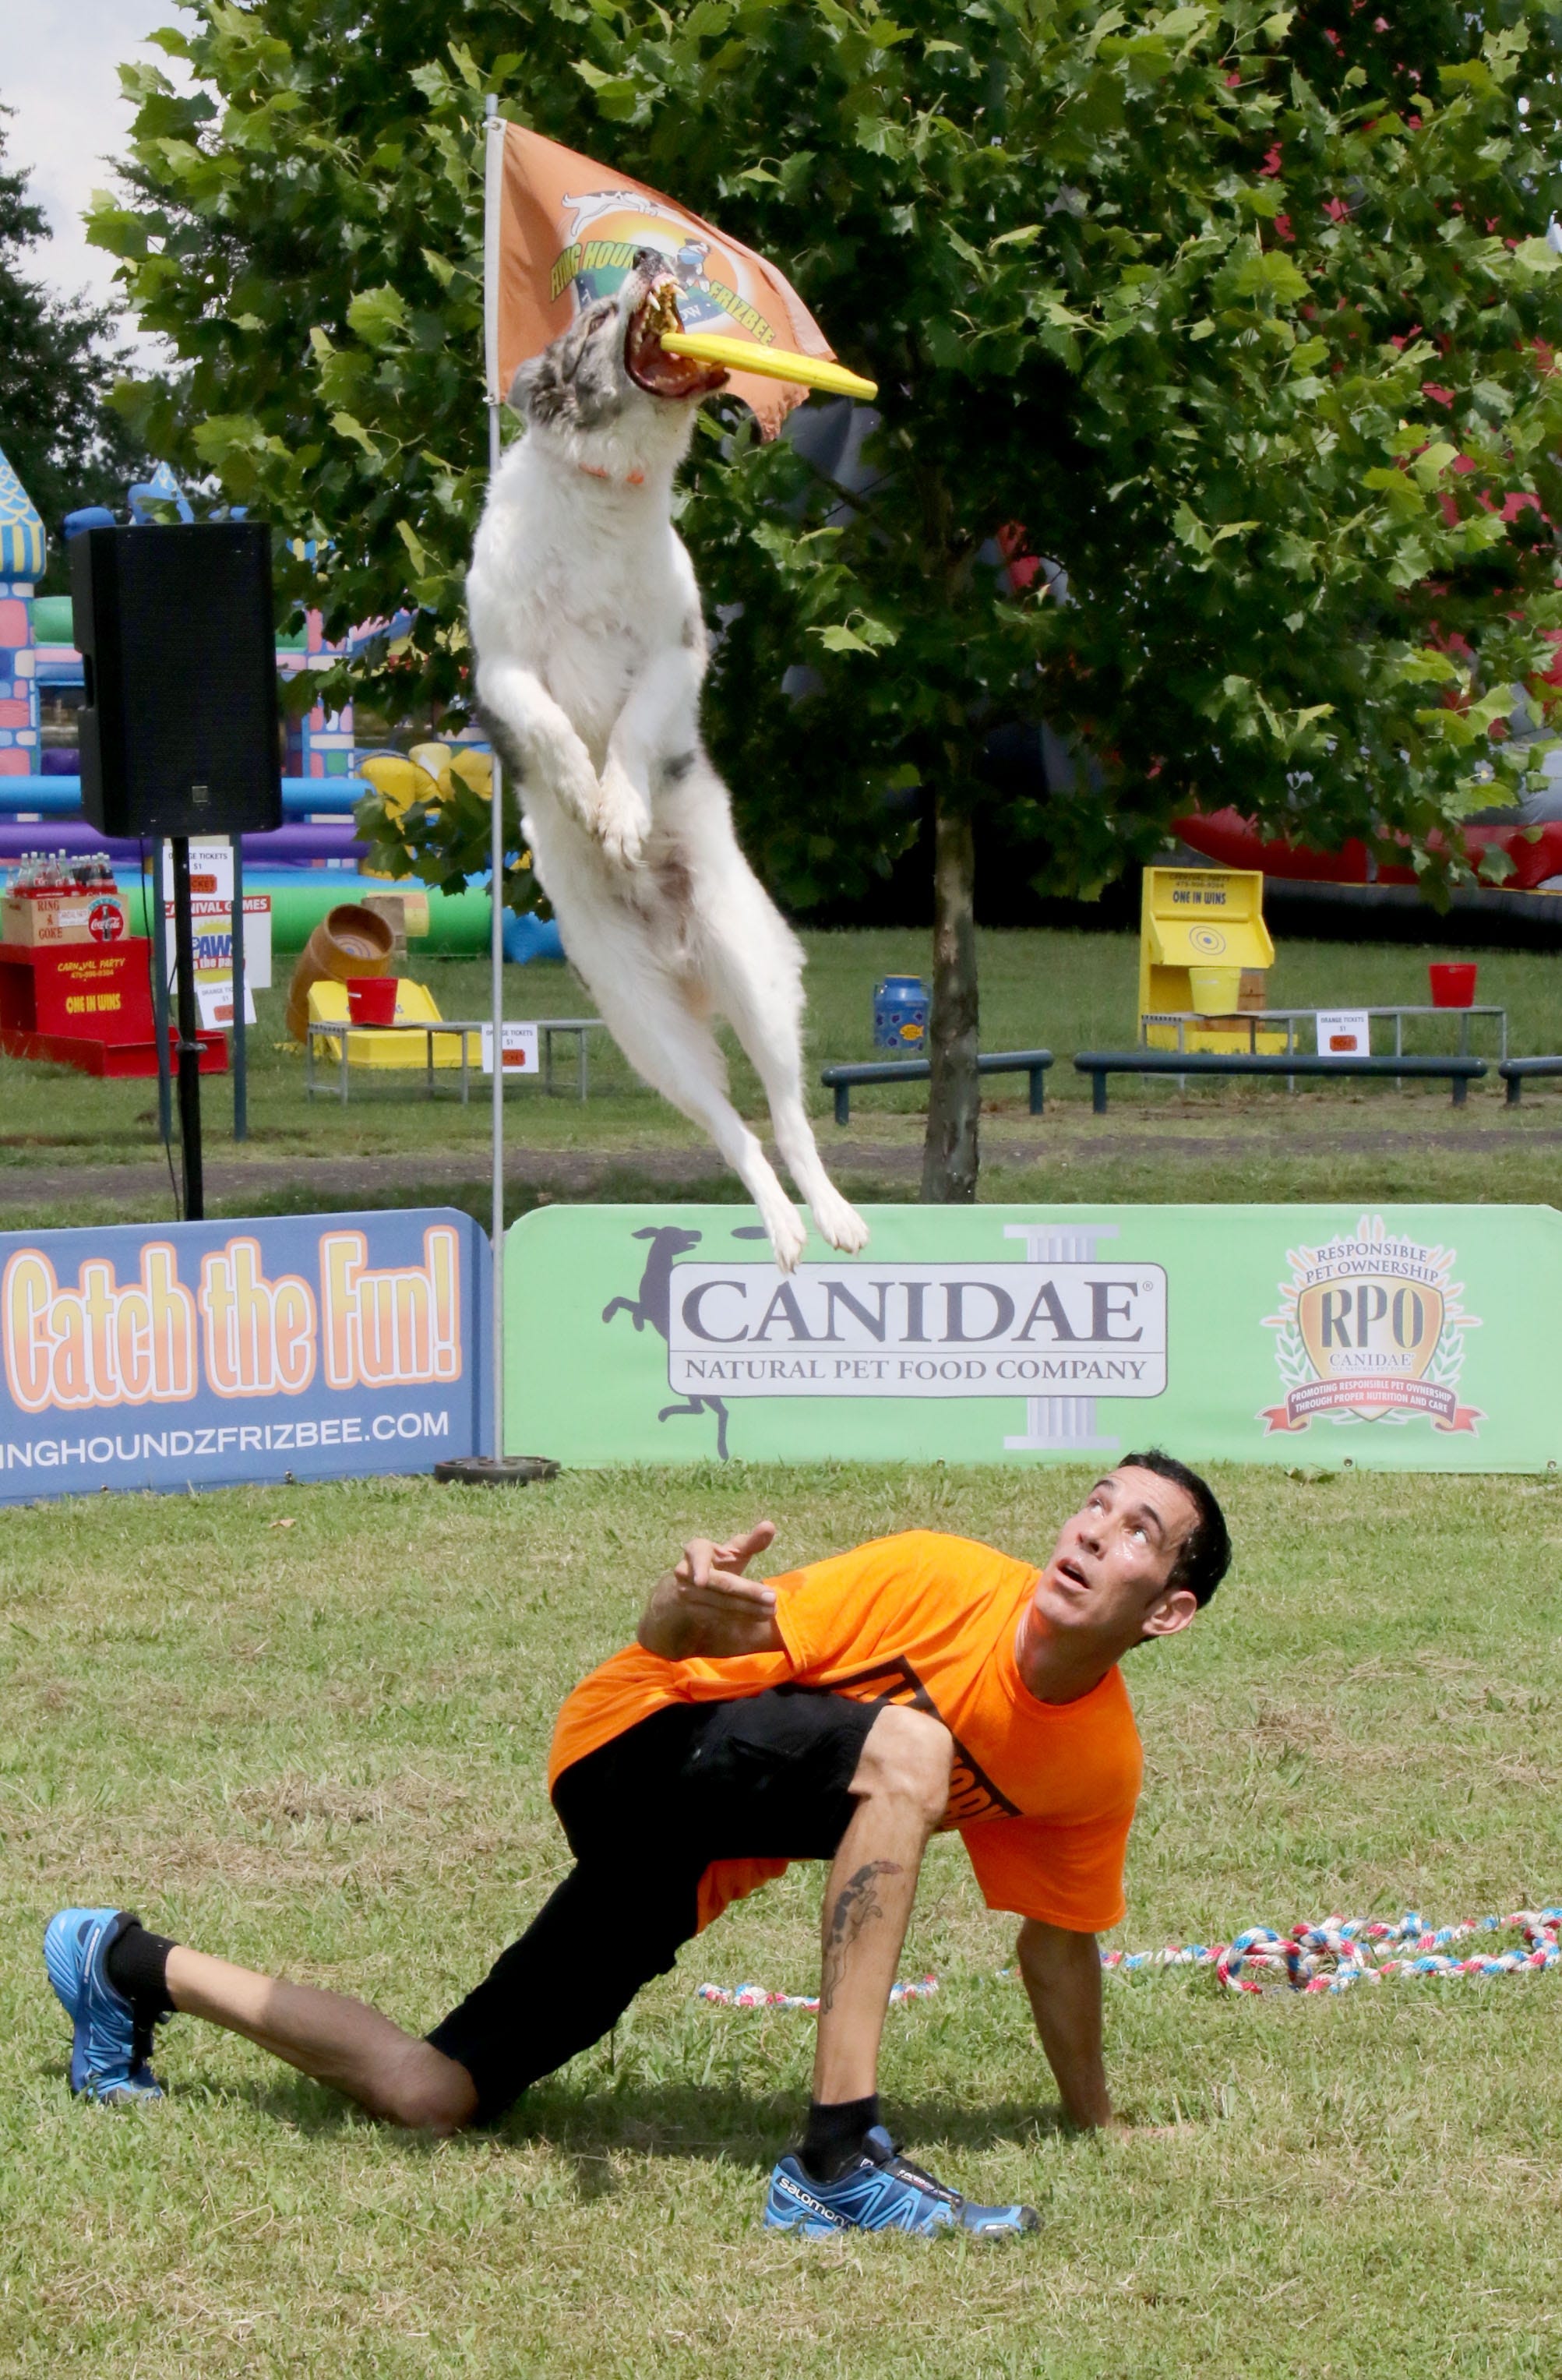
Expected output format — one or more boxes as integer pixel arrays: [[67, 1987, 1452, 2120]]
[[307, 978, 479, 1068], [1187, 964, 1243, 1015]]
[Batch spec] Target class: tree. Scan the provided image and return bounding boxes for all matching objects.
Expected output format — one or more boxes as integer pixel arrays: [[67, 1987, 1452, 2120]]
[[93, 2, 1562, 1197], [0, 106, 144, 590]]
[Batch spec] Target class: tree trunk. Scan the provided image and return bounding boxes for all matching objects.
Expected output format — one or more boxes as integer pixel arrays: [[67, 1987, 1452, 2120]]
[[921, 789, 979, 1204]]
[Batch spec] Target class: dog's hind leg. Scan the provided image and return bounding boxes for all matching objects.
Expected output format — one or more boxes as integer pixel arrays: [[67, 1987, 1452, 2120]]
[[579, 949, 809, 1273], [700, 893, 869, 1257]]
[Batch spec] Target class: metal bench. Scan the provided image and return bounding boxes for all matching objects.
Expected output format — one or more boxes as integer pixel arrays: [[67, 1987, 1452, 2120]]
[[820, 1049, 1054, 1126], [1074, 1049, 1487, 1113], [1498, 1056, 1562, 1106], [305, 1015, 601, 1103], [1142, 1004, 1509, 1062]]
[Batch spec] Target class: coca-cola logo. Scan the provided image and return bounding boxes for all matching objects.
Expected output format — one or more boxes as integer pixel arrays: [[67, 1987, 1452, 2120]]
[[87, 899, 124, 944]]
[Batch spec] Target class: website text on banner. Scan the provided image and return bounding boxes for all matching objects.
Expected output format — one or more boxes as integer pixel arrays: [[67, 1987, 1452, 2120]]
[[0, 1209, 491, 1501], [504, 1204, 1560, 1472]]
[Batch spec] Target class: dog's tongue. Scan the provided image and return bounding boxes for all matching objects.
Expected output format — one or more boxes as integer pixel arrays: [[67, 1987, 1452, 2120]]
[[625, 282, 729, 400]]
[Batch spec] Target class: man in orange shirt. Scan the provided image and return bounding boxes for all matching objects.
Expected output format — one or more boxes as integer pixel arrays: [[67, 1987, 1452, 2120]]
[[44, 1451, 1229, 2238]]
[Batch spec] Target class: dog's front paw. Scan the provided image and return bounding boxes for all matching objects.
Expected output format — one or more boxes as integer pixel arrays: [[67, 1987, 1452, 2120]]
[[593, 801, 648, 870], [550, 752, 605, 824], [592, 760, 651, 869], [763, 1202, 809, 1276], [811, 1186, 870, 1256]]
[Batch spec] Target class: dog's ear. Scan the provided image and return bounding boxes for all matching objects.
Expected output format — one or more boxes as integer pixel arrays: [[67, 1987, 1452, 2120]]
[[508, 353, 553, 422], [510, 301, 622, 430]]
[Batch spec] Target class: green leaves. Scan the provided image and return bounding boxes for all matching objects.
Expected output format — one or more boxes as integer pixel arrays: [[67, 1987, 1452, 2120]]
[[1362, 465, 1425, 520], [813, 614, 899, 654], [328, 411, 383, 457], [1228, 248, 1310, 305], [83, 196, 151, 260], [1171, 505, 1267, 569], [1509, 236, 1560, 277], [346, 286, 410, 349], [184, 412, 298, 507], [87, 0, 1562, 913], [571, 58, 645, 118]]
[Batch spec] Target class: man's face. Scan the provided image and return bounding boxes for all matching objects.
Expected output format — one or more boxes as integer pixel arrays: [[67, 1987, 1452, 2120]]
[[1024, 1465, 1201, 1659]]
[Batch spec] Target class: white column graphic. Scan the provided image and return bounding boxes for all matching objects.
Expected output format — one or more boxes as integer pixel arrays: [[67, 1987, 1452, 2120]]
[[1002, 1222, 1121, 1453]]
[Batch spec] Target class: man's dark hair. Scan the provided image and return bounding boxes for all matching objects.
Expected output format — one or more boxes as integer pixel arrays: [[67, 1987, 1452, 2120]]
[[1119, 1450, 1231, 1608]]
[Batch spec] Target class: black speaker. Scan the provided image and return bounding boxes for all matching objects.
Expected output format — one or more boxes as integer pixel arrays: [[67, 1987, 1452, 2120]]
[[72, 522, 283, 837]]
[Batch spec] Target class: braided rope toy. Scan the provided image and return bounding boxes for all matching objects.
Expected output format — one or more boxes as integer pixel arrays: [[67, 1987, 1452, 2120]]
[[1186, 1907, 1562, 1995], [696, 1976, 939, 2014], [1105, 1906, 1562, 1994], [696, 1909, 1562, 2009]]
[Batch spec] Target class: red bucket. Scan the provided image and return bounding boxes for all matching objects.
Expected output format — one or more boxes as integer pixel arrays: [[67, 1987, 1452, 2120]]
[[347, 975, 399, 1025], [1428, 963, 1477, 1010]]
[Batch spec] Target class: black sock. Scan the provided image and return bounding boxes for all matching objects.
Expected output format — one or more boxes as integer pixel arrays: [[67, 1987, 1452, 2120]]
[[800, 2093, 880, 2182], [104, 1915, 178, 2024]]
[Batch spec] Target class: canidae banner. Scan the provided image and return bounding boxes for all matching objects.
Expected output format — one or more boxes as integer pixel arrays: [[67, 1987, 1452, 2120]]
[[484, 120, 836, 437], [0, 1209, 490, 1501], [505, 1204, 1561, 1471]]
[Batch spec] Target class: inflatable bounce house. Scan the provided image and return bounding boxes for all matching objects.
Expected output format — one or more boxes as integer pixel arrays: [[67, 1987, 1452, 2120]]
[[1164, 624, 1562, 949], [0, 447, 562, 971], [1172, 781, 1562, 949]]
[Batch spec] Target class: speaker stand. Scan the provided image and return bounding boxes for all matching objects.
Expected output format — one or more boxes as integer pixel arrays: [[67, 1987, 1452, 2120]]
[[231, 834, 248, 1141], [149, 844, 173, 1151], [169, 837, 206, 1222]]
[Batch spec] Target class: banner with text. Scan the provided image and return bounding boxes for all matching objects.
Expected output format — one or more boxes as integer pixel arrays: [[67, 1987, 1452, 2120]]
[[506, 1204, 1560, 1470], [1, 1208, 490, 1501]]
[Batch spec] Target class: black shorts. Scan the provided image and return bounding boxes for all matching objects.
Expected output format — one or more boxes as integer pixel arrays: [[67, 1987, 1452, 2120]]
[[426, 1686, 880, 2123]]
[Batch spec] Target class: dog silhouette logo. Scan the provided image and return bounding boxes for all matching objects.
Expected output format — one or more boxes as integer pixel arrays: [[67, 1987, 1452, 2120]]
[[601, 1222, 770, 1461]]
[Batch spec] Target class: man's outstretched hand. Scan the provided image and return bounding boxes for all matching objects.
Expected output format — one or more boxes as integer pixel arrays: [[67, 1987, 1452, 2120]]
[[636, 1521, 785, 1661]]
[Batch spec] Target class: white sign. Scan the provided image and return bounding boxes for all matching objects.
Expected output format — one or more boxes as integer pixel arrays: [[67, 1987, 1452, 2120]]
[[1316, 1010, 1371, 1057], [481, 1021, 540, 1076], [196, 975, 257, 1030], [163, 895, 273, 992], [665, 1261, 1168, 1398], [160, 839, 234, 903]]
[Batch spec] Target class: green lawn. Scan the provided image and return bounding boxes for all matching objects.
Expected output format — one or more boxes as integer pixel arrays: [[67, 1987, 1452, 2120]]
[[5, 1464, 1562, 2375], [2, 926, 1560, 1228]]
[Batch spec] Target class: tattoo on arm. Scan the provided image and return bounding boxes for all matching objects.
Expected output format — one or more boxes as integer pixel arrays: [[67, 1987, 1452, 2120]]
[[820, 1860, 904, 2015]]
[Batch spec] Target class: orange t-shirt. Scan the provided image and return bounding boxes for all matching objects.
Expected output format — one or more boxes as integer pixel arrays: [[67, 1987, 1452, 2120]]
[[548, 1530, 1141, 1935]]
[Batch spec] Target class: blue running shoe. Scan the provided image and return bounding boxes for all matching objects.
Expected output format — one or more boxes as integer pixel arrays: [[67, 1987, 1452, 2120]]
[[42, 1907, 164, 2103], [763, 2124, 1038, 2238]]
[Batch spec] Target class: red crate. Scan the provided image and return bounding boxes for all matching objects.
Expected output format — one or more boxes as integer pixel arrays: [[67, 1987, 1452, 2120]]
[[0, 939, 227, 1077]]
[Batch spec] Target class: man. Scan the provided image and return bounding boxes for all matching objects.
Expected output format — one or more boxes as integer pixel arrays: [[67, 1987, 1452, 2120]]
[[44, 1450, 1229, 2239]]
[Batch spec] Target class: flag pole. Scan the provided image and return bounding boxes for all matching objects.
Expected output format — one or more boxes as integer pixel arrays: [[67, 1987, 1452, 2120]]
[[485, 92, 506, 1463], [441, 99, 555, 1486]]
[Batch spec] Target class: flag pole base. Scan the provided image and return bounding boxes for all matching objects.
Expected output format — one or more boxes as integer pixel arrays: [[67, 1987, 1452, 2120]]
[[434, 1455, 560, 1487]]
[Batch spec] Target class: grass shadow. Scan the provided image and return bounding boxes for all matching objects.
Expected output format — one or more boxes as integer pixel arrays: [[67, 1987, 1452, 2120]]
[[492, 2079, 1085, 2166], [153, 2066, 1084, 2167]]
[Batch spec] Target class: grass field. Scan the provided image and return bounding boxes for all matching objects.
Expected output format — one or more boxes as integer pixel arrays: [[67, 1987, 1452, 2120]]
[[6, 1463, 1562, 2375], [2, 925, 1560, 1229]]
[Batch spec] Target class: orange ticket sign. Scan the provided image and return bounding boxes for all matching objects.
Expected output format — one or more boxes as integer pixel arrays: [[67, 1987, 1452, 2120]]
[[484, 120, 844, 439]]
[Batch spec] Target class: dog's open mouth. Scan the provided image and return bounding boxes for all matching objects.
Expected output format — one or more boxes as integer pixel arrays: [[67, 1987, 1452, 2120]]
[[625, 277, 730, 400]]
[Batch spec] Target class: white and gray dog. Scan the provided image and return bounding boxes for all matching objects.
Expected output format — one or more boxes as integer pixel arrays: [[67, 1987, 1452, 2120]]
[[467, 248, 868, 1271]]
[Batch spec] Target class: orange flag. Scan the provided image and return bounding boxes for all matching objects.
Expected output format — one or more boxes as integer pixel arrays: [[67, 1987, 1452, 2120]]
[[483, 120, 836, 439]]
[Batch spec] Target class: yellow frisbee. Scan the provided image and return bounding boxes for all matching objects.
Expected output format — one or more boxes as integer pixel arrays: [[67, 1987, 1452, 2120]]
[[660, 330, 877, 402]]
